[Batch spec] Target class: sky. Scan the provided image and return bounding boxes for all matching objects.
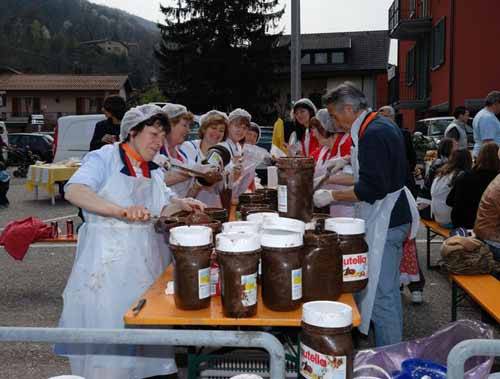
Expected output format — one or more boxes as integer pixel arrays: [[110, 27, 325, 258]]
[[89, 0, 397, 62]]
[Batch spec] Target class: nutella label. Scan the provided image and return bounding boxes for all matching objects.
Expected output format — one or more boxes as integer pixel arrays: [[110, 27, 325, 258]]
[[343, 253, 368, 282], [210, 265, 220, 296], [291, 268, 302, 300], [198, 268, 210, 299], [300, 343, 347, 379], [241, 273, 257, 306], [277, 185, 288, 212]]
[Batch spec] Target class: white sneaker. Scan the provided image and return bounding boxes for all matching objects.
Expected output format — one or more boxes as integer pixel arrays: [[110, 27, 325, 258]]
[[411, 291, 423, 304]]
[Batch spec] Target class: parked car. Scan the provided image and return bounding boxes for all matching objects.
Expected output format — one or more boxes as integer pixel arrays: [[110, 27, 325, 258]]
[[0, 121, 8, 161], [7, 133, 54, 163], [53, 114, 105, 162], [415, 116, 474, 149]]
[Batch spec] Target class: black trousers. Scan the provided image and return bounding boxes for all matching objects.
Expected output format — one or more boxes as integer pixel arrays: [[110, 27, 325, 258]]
[[0, 180, 9, 205]]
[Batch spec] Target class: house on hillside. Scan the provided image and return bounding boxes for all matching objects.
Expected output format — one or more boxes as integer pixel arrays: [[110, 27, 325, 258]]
[[388, 0, 500, 129], [79, 39, 133, 56], [275, 30, 390, 114], [0, 73, 131, 129]]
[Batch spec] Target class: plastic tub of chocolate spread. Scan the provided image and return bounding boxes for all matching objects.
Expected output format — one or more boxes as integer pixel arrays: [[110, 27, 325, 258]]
[[261, 230, 304, 311], [303, 229, 342, 302], [300, 301, 354, 379], [277, 157, 315, 222], [204, 207, 229, 223], [255, 187, 278, 210], [305, 213, 331, 230], [238, 192, 266, 210], [325, 218, 369, 293], [169, 226, 213, 310], [239, 203, 275, 220], [222, 221, 260, 234], [261, 216, 306, 235], [216, 232, 261, 318], [246, 212, 280, 226]]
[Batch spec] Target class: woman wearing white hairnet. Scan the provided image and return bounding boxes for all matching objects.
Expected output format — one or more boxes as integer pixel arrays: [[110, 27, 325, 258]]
[[181, 110, 228, 207], [56, 105, 204, 379], [157, 103, 195, 197], [310, 109, 355, 217]]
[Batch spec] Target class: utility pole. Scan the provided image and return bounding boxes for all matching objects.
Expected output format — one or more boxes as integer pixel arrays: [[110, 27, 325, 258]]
[[290, 0, 301, 102]]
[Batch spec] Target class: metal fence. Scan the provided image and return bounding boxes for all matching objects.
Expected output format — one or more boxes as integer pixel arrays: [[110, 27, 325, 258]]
[[0, 327, 286, 378]]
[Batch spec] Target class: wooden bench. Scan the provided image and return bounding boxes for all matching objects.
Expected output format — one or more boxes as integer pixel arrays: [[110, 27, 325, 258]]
[[420, 219, 451, 269], [451, 274, 500, 324]]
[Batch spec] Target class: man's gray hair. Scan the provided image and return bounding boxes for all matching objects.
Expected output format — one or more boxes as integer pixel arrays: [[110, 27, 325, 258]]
[[378, 105, 395, 117], [323, 82, 368, 112], [485, 91, 500, 106]]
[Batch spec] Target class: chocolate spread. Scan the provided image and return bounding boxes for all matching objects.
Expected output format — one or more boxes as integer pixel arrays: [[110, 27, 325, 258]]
[[255, 188, 278, 210], [300, 323, 353, 379], [261, 243, 304, 311], [338, 234, 368, 293], [217, 249, 261, 318], [277, 157, 315, 222], [205, 207, 229, 224], [238, 193, 265, 210], [239, 204, 274, 220], [170, 244, 213, 310], [303, 230, 342, 302]]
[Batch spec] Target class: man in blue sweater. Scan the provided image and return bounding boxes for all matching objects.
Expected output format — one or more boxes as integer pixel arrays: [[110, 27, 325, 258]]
[[314, 83, 418, 346]]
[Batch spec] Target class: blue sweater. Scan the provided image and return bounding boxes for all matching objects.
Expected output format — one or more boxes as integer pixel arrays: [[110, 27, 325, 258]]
[[353, 116, 412, 228]]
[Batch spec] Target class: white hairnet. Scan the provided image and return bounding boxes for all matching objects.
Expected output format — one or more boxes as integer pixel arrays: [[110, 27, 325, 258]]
[[120, 104, 163, 140], [228, 108, 252, 123], [293, 98, 317, 115], [161, 103, 188, 120], [200, 110, 228, 127], [249, 121, 261, 142], [316, 108, 334, 133]]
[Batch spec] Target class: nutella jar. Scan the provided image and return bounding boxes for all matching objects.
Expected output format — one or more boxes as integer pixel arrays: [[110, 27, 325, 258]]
[[222, 221, 260, 234], [261, 216, 306, 235], [255, 188, 278, 210], [261, 230, 304, 311], [300, 301, 354, 379], [246, 212, 280, 226], [169, 226, 213, 310], [216, 232, 261, 318], [305, 213, 331, 231], [238, 192, 265, 210], [240, 203, 274, 220], [325, 218, 368, 293], [303, 229, 342, 302], [277, 157, 315, 222]]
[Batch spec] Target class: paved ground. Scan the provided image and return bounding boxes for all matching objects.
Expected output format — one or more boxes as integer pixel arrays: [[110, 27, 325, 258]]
[[0, 173, 498, 378]]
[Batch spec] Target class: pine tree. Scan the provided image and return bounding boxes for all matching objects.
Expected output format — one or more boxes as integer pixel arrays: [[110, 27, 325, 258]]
[[156, 0, 285, 122]]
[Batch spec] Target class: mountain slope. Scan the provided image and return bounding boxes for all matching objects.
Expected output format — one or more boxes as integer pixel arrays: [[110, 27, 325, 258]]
[[0, 0, 161, 88]]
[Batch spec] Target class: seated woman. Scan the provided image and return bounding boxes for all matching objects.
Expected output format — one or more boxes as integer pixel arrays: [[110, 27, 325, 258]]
[[430, 149, 472, 227], [420, 138, 457, 199], [182, 110, 228, 207], [310, 109, 354, 217], [447, 142, 500, 229], [158, 103, 195, 197]]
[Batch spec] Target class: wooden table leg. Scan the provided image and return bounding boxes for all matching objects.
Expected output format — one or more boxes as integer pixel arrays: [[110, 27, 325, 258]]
[[451, 280, 458, 322], [426, 226, 431, 269]]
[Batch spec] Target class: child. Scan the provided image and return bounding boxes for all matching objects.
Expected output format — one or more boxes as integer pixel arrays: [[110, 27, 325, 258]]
[[0, 162, 10, 208]]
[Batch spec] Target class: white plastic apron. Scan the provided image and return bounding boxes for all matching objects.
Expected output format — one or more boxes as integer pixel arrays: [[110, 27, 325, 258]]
[[351, 114, 420, 335], [57, 145, 176, 378], [190, 140, 224, 207], [160, 143, 193, 198]]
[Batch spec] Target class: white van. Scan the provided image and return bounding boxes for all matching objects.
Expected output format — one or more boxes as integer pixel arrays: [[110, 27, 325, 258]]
[[53, 114, 105, 162]]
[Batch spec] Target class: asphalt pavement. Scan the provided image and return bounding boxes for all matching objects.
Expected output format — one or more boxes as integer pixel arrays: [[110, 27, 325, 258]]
[[0, 173, 498, 378]]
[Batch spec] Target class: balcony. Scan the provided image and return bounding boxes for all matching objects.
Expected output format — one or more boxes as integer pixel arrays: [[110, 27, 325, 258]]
[[389, 0, 432, 40], [388, 68, 428, 110]]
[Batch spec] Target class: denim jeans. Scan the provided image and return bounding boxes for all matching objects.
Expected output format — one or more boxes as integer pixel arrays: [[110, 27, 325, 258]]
[[372, 223, 411, 347]]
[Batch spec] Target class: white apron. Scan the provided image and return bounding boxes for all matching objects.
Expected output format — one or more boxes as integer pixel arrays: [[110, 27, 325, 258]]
[[159, 143, 193, 198], [314, 145, 355, 217], [57, 145, 176, 378], [351, 114, 420, 335]]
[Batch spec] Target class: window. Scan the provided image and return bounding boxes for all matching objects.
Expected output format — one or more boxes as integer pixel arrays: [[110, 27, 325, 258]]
[[314, 52, 328, 64], [406, 46, 416, 86], [331, 51, 345, 64], [301, 53, 311, 64], [432, 17, 446, 69]]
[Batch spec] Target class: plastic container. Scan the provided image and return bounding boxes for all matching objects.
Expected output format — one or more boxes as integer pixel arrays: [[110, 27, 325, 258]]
[[255, 187, 278, 210], [222, 221, 260, 234], [169, 226, 213, 310], [238, 192, 266, 210], [261, 216, 306, 235], [303, 229, 342, 302], [204, 207, 229, 224], [240, 203, 275, 220], [216, 232, 261, 318], [261, 230, 304, 311], [277, 157, 315, 222], [300, 301, 354, 379], [246, 212, 280, 226], [325, 218, 369, 293]]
